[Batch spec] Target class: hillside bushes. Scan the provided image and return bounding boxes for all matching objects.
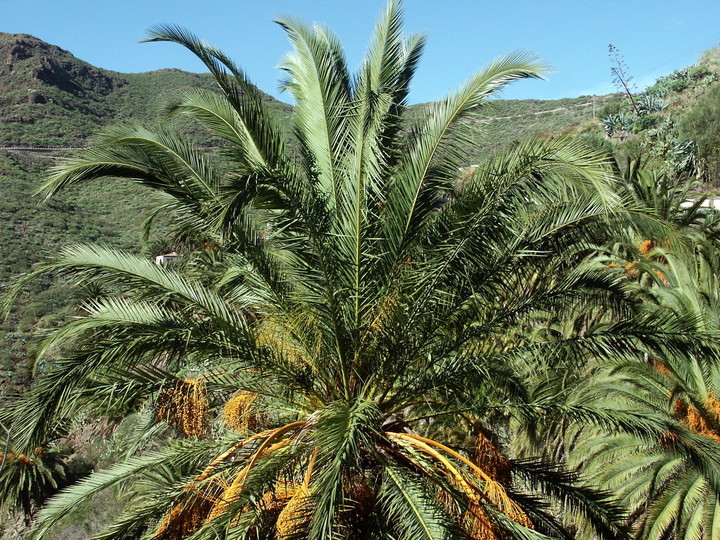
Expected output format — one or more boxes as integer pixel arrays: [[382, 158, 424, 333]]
[[679, 83, 720, 182]]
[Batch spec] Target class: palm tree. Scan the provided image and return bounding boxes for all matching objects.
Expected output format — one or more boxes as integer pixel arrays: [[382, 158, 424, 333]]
[[0, 443, 69, 525], [617, 155, 720, 237], [6, 2, 698, 538], [569, 242, 720, 539]]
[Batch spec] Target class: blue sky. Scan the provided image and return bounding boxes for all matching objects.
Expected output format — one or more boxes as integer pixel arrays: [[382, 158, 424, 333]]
[[5, 0, 720, 104]]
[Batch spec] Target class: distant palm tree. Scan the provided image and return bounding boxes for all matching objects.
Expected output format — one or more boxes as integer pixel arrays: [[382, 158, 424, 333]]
[[7, 2, 697, 538], [617, 155, 717, 234], [0, 444, 68, 525], [570, 243, 720, 539]]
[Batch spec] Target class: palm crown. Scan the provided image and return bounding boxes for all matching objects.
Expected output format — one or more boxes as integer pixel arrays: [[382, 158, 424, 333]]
[[4, 2, 689, 538]]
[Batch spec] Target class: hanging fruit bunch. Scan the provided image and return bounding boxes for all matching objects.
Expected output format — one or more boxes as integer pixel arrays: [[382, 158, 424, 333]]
[[156, 378, 210, 437], [223, 391, 259, 434]]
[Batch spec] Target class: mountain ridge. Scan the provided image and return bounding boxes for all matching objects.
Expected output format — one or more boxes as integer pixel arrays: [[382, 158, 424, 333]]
[[0, 32, 294, 147]]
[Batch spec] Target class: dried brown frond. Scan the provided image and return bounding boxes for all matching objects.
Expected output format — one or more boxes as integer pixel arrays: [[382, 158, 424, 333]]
[[466, 504, 500, 540], [340, 473, 375, 534], [658, 430, 680, 448], [652, 360, 672, 378], [672, 396, 720, 442], [473, 431, 510, 486], [706, 395, 720, 422]]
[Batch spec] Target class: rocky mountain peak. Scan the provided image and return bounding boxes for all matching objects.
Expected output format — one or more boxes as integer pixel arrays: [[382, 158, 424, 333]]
[[0, 32, 125, 100]]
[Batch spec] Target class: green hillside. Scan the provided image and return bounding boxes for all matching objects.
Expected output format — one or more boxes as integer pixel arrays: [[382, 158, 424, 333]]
[[0, 33, 293, 146]]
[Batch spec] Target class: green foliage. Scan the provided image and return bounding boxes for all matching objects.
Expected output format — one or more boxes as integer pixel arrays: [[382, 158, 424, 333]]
[[646, 63, 716, 99], [0, 27, 610, 391], [632, 113, 661, 132], [571, 244, 720, 539], [599, 48, 720, 184], [679, 83, 720, 182], [597, 98, 623, 118], [688, 64, 711, 80], [0, 444, 71, 524], [4, 11, 720, 540]]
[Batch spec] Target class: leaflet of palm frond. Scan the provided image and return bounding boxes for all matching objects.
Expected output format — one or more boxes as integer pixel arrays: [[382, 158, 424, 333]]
[[473, 431, 511, 486], [387, 432, 530, 527], [156, 379, 209, 437], [155, 494, 215, 540], [224, 391, 257, 433]]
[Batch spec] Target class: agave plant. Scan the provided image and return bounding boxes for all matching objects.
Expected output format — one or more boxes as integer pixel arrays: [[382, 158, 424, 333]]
[[636, 93, 667, 116], [6, 2, 704, 538], [601, 112, 632, 138]]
